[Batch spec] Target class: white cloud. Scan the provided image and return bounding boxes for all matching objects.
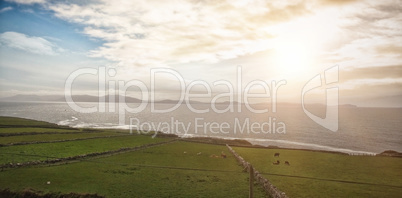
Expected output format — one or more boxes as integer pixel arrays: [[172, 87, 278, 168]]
[[43, 0, 402, 71], [325, 0, 402, 67], [5, 0, 45, 4], [0, 6, 13, 13], [0, 31, 62, 55], [46, 0, 310, 68]]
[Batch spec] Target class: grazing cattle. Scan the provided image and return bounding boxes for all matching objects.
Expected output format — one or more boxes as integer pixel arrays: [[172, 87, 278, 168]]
[[197, 152, 202, 155], [272, 160, 280, 165], [285, 161, 290, 165], [221, 151, 227, 158], [274, 153, 280, 157]]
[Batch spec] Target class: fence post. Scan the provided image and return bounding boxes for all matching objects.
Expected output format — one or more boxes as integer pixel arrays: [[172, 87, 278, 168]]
[[249, 164, 254, 198]]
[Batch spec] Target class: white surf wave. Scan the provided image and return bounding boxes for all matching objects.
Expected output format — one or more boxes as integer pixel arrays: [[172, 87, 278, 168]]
[[58, 116, 79, 126], [70, 122, 133, 130], [244, 138, 376, 155], [179, 134, 376, 155], [93, 125, 132, 130]]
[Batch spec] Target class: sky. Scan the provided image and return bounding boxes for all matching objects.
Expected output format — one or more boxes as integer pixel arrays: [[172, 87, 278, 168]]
[[0, 0, 401, 107]]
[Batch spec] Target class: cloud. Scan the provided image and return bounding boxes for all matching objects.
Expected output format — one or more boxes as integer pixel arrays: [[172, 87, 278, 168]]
[[376, 45, 402, 56], [314, 0, 402, 71], [341, 65, 402, 82], [17, 0, 399, 70], [0, 31, 62, 55], [340, 1, 402, 39], [0, 6, 13, 13], [45, 0, 311, 67], [5, 0, 45, 4], [341, 81, 402, 98], [319, 0, 360, 6]]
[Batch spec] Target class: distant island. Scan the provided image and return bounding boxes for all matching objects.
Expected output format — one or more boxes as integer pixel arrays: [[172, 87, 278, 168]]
[[0, 94, 361, 108]]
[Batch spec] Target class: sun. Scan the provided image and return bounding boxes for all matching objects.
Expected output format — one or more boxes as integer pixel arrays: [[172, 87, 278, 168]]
[[268, 12, 337, 78], [273, 36, 315, 77]]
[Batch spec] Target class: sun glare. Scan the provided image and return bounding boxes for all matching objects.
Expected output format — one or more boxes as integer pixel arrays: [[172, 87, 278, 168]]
[[269, 10, 339, 79], [273, 37, 312, 75]]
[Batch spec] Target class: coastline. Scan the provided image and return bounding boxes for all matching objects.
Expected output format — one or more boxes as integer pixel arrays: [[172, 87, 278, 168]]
[[1, 115, 401, 157], [67, 124, 402, 157]]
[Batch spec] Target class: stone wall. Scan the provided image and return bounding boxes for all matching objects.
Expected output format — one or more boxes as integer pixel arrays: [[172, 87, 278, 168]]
[[226, 144, 288, 198]]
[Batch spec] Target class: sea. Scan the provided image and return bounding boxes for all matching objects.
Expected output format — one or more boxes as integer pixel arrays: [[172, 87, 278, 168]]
[[1, 101, 401, 155]]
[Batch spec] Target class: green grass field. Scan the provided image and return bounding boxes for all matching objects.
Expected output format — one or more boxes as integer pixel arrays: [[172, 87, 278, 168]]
[[0, 141, 267, 197], [0, 117, 267, 197], [0, 116, 401, 197], [0, 127, 80, 134], [0, 132, 127, 145], [0, 135, 170, 164], [233, 146, 402, 197], [0, 117, 60, 127]]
